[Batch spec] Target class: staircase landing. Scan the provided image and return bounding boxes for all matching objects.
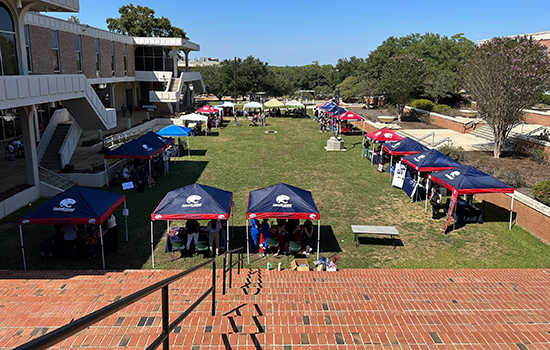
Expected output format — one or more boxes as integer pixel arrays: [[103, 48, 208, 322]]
[[2, 269, 550, 349]]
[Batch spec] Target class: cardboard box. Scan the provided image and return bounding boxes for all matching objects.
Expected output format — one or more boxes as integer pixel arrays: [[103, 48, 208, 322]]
[[291, 258, 310, 271], [316, 264, 324, 271]]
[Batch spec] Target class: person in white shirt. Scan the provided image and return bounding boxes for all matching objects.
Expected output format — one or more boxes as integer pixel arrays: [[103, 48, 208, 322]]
[[163, 149, 169, 175], [122, 165, 130, 181], [205, 219, 221, 256]]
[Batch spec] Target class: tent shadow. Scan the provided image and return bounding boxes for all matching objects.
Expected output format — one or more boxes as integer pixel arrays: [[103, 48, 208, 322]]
[[479, 200, 516, 223], [189, 149, 207, 157], [357, 236, 404, 248], [207, 131, 220, 137]]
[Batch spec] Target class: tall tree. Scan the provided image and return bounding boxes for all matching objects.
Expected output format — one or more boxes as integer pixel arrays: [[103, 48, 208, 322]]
[[379, 55, 427, 121], [67, 15, 80, 23], [464, 36, 550, 158], [106, 4, 187, 38], [192, 65, 230, 101]]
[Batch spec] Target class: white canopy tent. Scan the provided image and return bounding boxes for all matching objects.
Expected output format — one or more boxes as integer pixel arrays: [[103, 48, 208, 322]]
[[215, 101, 237, 114], [178, 113, 210, 136], [243, 102, 263, 110], [285, 99, 305, 108]]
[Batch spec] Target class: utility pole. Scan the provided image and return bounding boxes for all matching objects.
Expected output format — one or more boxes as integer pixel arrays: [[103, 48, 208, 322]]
[[234, 57, 237, 104]]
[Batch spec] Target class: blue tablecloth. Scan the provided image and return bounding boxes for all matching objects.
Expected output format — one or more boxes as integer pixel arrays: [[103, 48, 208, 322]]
[[402, 178, 426, 201]]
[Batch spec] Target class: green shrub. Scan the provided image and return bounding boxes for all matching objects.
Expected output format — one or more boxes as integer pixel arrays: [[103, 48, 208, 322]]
[[538, 94, 550, 105], [433, 104, 451, 114], [497, 168, 526, 188], [532, 179, 550, 206], [528, 147, 548, 164], [438, 144, 465, 161], [409, 99, 435, 112], [535, 129, 550, 142]]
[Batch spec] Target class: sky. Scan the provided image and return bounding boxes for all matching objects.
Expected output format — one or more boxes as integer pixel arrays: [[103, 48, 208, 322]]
[[53, 0, 550, 67]]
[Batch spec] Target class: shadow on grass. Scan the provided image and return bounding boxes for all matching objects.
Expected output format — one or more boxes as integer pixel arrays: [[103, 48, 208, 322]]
[[357, 236, 404, 248], [189, 149, 208, 157]]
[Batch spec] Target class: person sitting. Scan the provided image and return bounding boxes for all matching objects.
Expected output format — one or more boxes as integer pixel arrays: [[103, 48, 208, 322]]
[[122, 165, 130, 182], [61, 224, 79, 254], [5, 142, 15, 161]]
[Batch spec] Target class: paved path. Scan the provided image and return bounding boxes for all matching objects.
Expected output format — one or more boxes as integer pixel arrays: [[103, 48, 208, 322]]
[[3, 269, 550, 349]]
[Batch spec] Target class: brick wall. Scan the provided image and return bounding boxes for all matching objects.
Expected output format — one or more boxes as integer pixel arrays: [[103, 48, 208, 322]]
[[476, 192, 550, 244], [524, 110, 550, 128], [127, 44, 135, 77], [58, 31, 77, 75], [516, 136, 550, 158], [28, 25, 51, 74], [99, 39, 112, 78], [81, 35, 96, 79], [403, 106, 484, 134], [114, 42, 125, 77], [352, 120, 379, 133]]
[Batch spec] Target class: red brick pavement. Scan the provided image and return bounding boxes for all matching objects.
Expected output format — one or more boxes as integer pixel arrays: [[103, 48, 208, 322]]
[[2, 269, 550, 349]]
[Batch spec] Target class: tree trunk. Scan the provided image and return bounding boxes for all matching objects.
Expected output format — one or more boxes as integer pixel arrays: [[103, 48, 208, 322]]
[[397, 104, 404, 122], [493, 134, 505, 158]]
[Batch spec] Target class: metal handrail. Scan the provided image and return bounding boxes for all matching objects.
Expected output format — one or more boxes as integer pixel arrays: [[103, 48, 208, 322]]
[[417, 132, 435, 145], [462, 120, 477, 134], [432, 137, 452, 148], [222, 247, 244, 295], [525, 125, 548, 136], [14, 258, 217, 350], [38, 166, 75, 190]]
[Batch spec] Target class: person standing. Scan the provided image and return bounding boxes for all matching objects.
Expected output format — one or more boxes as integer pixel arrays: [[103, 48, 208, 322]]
[[206, 219, 221, 257], [259, 218, 270, 256], [302, 219, 313, 254], [128, 104, 134, 116], [185, 219, 200, 252], [250, 218, 260, 253], [430, 184, 442, 220], [121, 103, 127, 117], [163, 148, 170, 175]]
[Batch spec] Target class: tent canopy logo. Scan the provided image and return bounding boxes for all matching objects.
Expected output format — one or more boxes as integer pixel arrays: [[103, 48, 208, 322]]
[[384, 133, 393, 138], [445, 171, 461, 181], [182, 195, 202, 207], [274, 195, 292, 208], [53, 198, 76, 212], [142, 144, 153, 152], [413, 154, 425, 162]]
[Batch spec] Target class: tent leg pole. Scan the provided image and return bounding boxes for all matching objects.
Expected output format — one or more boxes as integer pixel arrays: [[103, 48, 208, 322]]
[[361, 129, 364, 159], [19, 225, 26, 271], [187, 136, 190, 158], [104, 160, 109, 187], [124, 200, 128, 241], [151, 221, 155, 268], [390, 155, 393, 183], [371, 144, 374, 165], [425, 180, 430, 212], [317, 220, 321, 260], [149, 160, 152, 188], [246, 220, 250, 264], [509, 192, 515, 230], [99, 226, 105, 270]]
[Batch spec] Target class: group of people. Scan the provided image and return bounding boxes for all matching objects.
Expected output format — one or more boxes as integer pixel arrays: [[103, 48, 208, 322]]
[[120, 103, 134, 118], [170, 219, 228, 257], [40, 214, 118, 258], [5, 137, 23, 161], [250, 218, 314, 257]]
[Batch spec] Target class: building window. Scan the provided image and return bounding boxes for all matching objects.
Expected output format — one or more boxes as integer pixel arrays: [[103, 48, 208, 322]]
[[51, 30, 60, 73], [0, 108, 23, 142], [75, 35, 82, 74], [123, 43, 128, 76], [94, 38, 101, 77], [134, 46, 172, 72], [24, 25, 32, 73], [0, 3, 19, 75], [110, 41, 115, 76]]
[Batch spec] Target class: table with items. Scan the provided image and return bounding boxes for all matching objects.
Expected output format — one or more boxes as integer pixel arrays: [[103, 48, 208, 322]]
[[351, 225, 400, 249], [452, 201, 483, 224]]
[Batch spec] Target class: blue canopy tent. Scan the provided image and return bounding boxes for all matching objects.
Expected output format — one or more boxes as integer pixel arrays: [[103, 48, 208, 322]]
[[157, 125, 192, 158], [428, 165, 515, 229], [318, 101, 336, 111], [401, 150, 462, 203], [18, 186, 128, 270], [150, 184, 233, 267], [382, 138, 429, 182], [136, 131, 174, 149], [104, 138, 164, 188], [246, 183, 321, 261]]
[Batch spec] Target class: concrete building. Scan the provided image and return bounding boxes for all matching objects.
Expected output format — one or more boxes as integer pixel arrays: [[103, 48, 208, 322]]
[[478, 30, 550, 51], [0, 0, 204, 217]]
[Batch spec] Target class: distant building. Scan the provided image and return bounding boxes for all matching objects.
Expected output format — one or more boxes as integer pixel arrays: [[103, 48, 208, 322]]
[[179, 57, 220, 69], [478, 31, 550, 52]]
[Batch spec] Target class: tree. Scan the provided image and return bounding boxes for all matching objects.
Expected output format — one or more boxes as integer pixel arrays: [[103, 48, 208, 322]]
[[193, 65, 230, 101], [106, 4, 187, 39], [379, 55, 427, 121], [464, 36, 550, 158], [338, 76, 378, 101], [67, 15, 80, 23], [424, 71, 458, 104]]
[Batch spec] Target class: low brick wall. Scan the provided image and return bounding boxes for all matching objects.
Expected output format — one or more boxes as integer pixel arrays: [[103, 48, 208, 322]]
[[403, 106, 483, 134], [476, 192, 550, 244], [516, 135, 550, 158], [524, 109, 550, 128], [352, 120, 379, 133]]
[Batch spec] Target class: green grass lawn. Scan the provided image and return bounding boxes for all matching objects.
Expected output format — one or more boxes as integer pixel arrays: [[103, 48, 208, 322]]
[[2, 116, 550, 271]]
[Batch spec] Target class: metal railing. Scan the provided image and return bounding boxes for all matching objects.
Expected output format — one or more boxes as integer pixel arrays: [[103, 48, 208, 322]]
[[38, 166, 75, 191], [417, 132, 435, 145], [222, 247, 244, 295], [462, 119, 478, 134], [103, 126, 152, 148], [432, 137, 452, 148], [525, 125, 548, 137], [14, 258, 217, 350]]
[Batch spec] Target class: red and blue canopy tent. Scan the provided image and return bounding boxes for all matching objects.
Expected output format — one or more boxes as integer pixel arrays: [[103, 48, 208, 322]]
[[427, 165, 515, 229], [382, 137, 430, 182], [246, 183, 321, 261], [18, 186, 127, 270], [364, 127, 404, 165], [336, 111, 366, 157], [104, 138, 165, 188], [136, 131, 174, 149], [150, 184, 233, 267], [401, 149, 462, 203]]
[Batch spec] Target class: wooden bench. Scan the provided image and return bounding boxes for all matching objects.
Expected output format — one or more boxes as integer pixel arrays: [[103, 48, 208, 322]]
[[351, 225, 400, 249]]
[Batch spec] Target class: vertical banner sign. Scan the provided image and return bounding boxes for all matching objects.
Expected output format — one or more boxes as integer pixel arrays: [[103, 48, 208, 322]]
[[444, 189, 459, 232], [392, 162, 406, 189]]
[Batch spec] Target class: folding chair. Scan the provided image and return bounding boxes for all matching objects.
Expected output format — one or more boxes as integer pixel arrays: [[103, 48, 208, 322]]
[[195, 241, 209, 257], [266, 237, 279, 255], [287, 241, 302, 262], [171, 240, 185, 261]]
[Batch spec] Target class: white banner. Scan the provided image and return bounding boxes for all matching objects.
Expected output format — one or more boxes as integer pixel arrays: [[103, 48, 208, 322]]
[[392, 162, 406, 189]]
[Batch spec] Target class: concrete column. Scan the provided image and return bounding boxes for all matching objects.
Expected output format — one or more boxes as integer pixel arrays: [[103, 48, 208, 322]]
[[17, 106, 39, 186], [172, 47, 179, 77], [184, 50, 190, 72], [31, 105, 40, 142], [109, 83, 116, 109], [15, 6, 31, 76], [132, 82, 137, 108]]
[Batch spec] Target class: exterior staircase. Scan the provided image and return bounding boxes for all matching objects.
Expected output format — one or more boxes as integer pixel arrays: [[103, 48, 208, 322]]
[[39, 123, 72, 170], [4, 268, 550, 349], [168, 78, 180, 92], [469, 124, 518, 151]]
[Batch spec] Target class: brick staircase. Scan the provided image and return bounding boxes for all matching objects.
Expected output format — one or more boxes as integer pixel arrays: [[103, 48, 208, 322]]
[[3, 269, 550, 349], [39, 122, 72, 171]]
